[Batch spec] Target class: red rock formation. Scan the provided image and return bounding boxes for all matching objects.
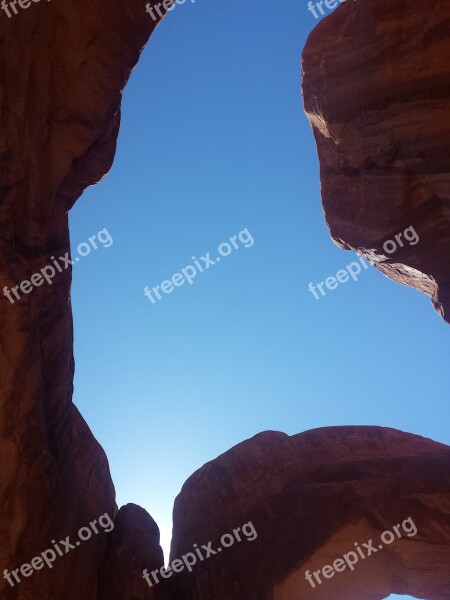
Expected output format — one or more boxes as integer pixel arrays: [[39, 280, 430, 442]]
[[169, 427, 450, 600], [2, 1, 450, 599], [0, 2, 165, 599], [98, 504, 166, 600], [302, 0, 450, 323]]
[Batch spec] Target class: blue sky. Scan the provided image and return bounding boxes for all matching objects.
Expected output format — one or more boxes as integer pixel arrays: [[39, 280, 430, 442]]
[[69, 0, 448, 589]]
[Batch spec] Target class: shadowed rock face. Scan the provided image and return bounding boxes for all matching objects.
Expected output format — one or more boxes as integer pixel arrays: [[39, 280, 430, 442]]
[[98, 504, 165, 600], [0, 2, 164, 599], [169, 427, 450, 600], [302, 0, 450, 323]]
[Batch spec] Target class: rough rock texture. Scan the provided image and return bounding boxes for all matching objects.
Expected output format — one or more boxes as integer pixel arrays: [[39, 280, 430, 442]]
[[0, 2, 166, 599], [169, 427, 450, 600], [302, 0, 450, 323]]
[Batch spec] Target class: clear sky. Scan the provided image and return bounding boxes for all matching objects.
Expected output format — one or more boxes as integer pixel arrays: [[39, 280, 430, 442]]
[[69, 0, 448, 592]]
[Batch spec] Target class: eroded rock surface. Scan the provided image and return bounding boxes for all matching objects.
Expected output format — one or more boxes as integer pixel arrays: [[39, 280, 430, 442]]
[[0, 2, 163, 599], [302, 0, 450, 322], [169, 427, 450, 600]]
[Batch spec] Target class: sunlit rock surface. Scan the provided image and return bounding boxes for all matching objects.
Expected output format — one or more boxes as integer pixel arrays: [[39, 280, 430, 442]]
[[302, 0, 450, 322]]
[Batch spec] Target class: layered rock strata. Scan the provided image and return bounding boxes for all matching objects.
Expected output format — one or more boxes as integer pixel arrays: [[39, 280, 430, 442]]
[[302, 0, 450, 322]]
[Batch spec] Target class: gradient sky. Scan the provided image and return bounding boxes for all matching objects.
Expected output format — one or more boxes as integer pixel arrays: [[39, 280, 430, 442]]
[[69, 0, 448, 592]]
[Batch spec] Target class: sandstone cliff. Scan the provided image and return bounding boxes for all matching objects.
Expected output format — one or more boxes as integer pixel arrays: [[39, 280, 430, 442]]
[[0, 2, 165, 599], [302, 0, 450, 322]]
